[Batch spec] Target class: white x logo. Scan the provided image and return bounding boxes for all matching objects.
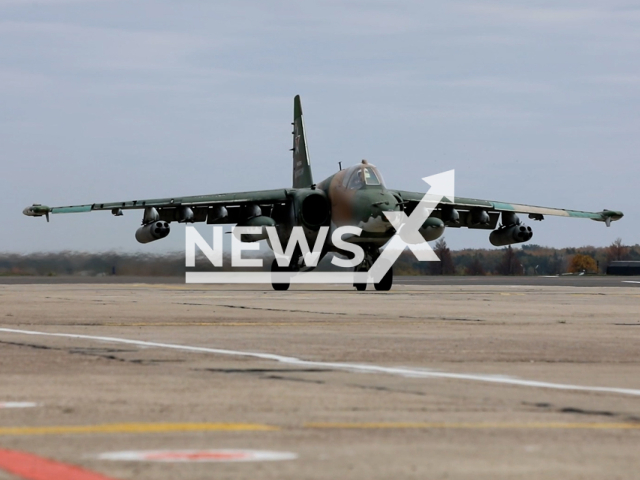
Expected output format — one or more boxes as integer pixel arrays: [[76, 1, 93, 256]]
[[366, 170, 455, 282]]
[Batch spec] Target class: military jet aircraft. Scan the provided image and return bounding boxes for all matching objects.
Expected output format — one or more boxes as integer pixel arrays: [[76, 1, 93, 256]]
[[24, 95, 623, 291]]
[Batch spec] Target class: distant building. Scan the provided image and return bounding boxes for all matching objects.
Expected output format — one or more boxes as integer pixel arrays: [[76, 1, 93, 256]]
[[607, 261, 640, 275]]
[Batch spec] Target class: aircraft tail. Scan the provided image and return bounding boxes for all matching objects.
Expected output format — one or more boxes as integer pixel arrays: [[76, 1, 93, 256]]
[[292, 95, 314, 188]]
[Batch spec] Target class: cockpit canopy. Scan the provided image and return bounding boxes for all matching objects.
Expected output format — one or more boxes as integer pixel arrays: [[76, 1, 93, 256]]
[[342, 163, 385, 190]]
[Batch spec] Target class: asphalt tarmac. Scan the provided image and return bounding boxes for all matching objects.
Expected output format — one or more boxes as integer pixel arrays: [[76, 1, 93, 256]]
[[1, 274, 639, 287], [396, 275, 640, 287], [0, 281, 639, 479]]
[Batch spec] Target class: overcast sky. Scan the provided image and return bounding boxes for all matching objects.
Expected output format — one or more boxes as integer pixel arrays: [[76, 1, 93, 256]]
[[1, 0, 638, 253]]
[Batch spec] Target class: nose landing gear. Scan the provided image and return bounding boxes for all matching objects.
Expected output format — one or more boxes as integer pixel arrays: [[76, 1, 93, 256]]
[[271, 259, 291, 291]]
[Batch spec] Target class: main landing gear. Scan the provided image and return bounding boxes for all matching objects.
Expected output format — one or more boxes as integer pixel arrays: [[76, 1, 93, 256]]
[[270, 249, 394, 292], [353, 249, 393, 292], [374, 266, 393, 291]]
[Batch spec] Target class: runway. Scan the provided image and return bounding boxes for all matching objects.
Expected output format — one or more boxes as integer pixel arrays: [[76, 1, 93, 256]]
[[0, 282, 639, 479], [1, 274, 638, 288], [396, 275, 640, 288]]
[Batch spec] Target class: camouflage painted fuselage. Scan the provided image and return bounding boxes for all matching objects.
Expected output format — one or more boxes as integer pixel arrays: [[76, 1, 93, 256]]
[[317, 162, 400, 248]]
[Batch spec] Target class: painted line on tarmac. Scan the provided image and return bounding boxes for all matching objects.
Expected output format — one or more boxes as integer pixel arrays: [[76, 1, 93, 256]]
[[0, 423, 278, 436], [622, 281, 640, 284], [0, 449, 120, 480], [2, 327, 640, 397], [96, 449, 297, 462], [305, 422, 640, 430], [2, 421, 640, 438], [0, 402, 37, 409]]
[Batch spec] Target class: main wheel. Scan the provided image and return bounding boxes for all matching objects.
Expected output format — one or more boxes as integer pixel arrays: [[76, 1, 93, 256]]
[[353, 264, 367, 291], [271, 259, 290, 291], [374, 266, 393, 291]]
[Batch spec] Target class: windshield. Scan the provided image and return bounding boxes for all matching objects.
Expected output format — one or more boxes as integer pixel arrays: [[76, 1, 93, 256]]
[[363, 167, 381, 185], [346, 167, 382, 190]]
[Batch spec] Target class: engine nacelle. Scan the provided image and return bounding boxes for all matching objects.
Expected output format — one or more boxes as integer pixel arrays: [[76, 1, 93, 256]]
[[135, 221, 170, 244], [419, 217, 445, 242], [233, 216, 277, 242], [292, 190, 330, 231], [489, 224, 533, 247]]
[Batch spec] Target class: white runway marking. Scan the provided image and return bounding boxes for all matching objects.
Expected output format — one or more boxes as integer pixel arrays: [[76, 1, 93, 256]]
[[0, 402, 37, 409], [622, 281, 640, 284], [1, 328, 640, 397], [96, 449, 297, 462]]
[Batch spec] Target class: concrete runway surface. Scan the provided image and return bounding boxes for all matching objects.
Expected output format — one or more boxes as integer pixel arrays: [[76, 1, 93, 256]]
[[0, 281, 639, 479]]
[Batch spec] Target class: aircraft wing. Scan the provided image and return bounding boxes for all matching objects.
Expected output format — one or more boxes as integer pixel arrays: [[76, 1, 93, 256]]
[[23, 188, 290, 224], [392, 190, 624, 228]]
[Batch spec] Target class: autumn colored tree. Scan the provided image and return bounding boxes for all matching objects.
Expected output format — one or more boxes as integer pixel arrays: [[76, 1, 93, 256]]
[[431, 238, 455, 275], [568, 254, 598, 273], [606, 238, 628, 265]]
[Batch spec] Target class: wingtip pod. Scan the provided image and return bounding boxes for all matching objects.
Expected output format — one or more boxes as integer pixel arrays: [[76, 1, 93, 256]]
[[23, 204, 51, 221], [595, 210, 624, 227]]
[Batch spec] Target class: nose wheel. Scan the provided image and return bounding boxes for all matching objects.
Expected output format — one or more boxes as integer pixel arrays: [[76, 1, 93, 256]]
[[271, 259, 291, 291]]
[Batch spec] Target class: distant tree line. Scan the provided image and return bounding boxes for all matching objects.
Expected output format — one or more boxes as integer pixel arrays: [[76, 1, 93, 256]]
[[0, 252, 186, 277], [394, 238, 638, 276], [0, 238, 636, 277]]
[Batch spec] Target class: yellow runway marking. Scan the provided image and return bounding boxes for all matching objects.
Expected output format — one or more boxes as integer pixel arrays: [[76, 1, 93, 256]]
[[305, 422, 640, 430], [0, 423, 279, 436], [1, 422, 639, 437]]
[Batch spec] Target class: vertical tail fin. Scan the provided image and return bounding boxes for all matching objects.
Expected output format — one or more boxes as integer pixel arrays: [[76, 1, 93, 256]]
[[292, 95, 314, 188]]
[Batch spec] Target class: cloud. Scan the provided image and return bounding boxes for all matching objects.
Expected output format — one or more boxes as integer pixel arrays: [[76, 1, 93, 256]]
[[0, 21, 208, 73], [432, 77, 553, 94], [0, 68, 50, 92], [0, 0, 110, 5], [460, 3, 608, 25], [589, 74, 640, 86], [228, 0, 420, 36]]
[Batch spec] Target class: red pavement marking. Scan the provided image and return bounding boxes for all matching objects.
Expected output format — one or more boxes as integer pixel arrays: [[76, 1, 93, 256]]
[[0, 449, 120, 480]]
